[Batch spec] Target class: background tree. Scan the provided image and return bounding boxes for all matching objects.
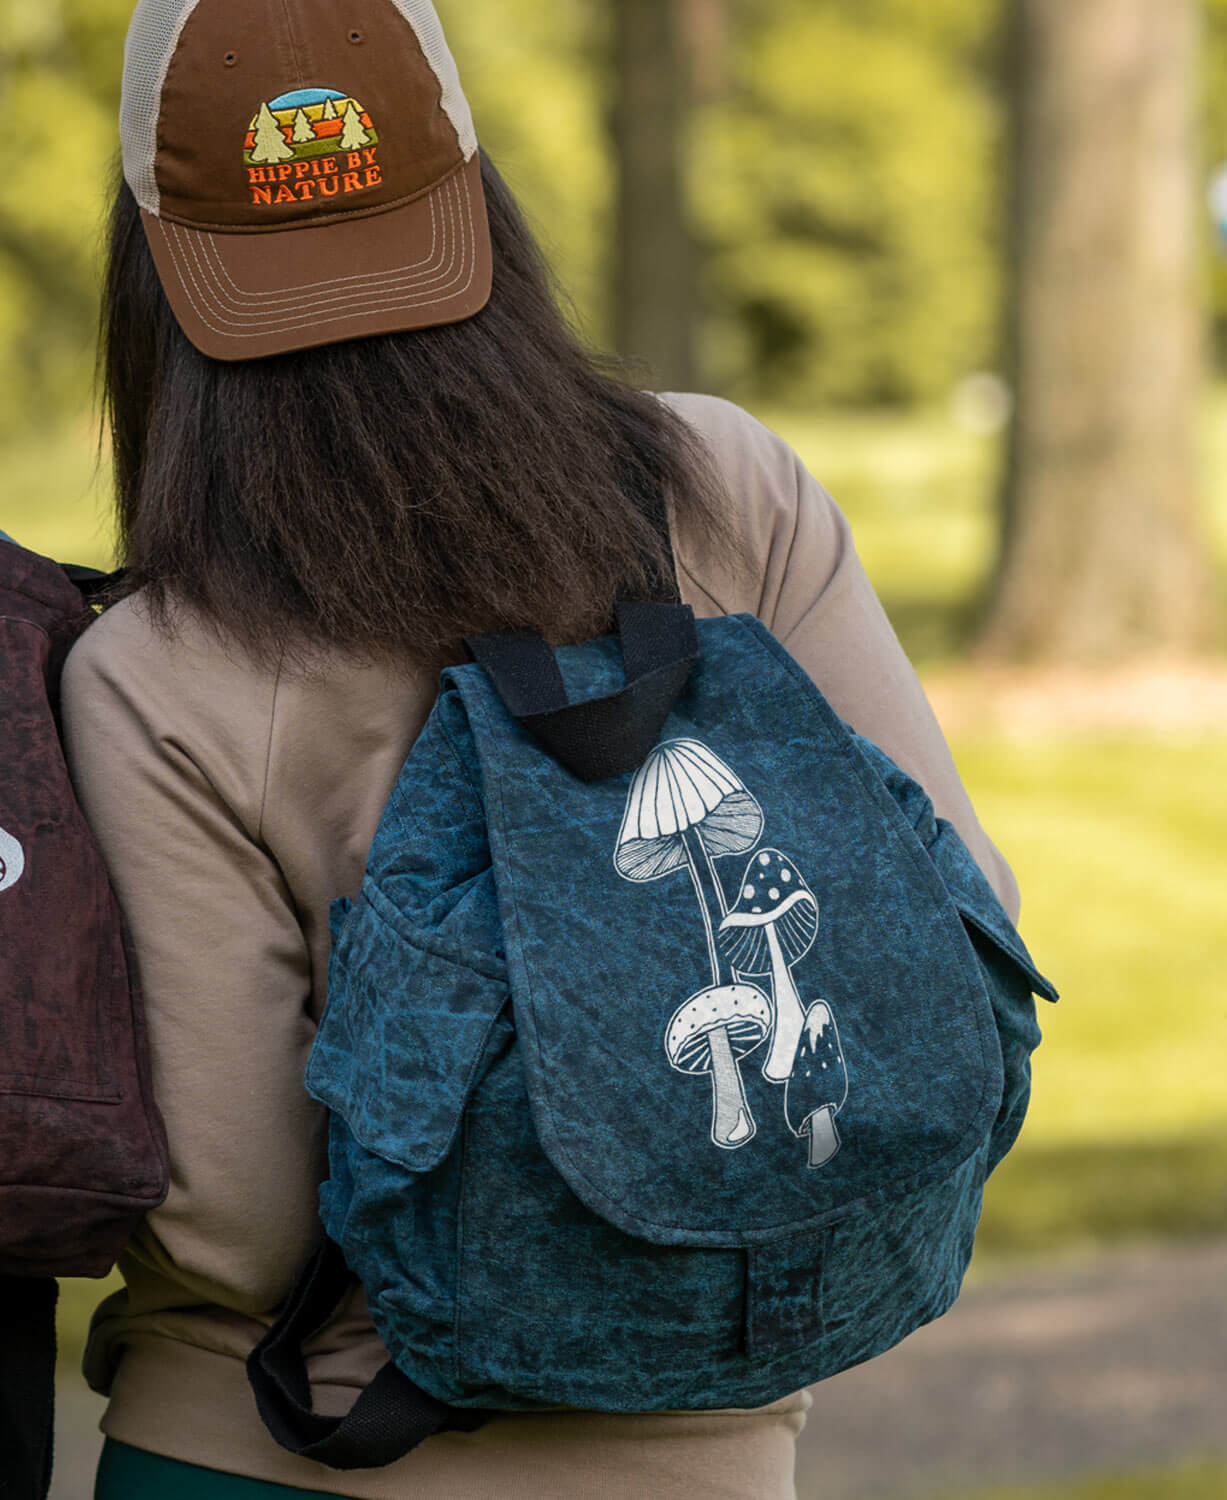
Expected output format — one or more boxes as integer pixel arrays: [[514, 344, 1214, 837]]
[[977, 0, 1223, 660], [610, 0, 695, 389], [291, 107, 314, 145]]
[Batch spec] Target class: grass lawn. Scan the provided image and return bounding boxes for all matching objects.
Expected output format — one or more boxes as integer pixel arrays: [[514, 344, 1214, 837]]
[[952, 1458, 1227, 1500]]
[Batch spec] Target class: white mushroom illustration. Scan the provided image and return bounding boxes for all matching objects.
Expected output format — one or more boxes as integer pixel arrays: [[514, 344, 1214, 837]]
[[615, 740, 771, 1149], [666, 983, 771, 1149], [718, 849, 818, 1083], [615, 739, 764, 976], [784, 1001, 848, 1167], [0, 826, 24, 894]]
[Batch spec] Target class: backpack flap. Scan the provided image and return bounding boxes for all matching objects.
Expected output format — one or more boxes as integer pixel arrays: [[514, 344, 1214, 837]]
[[453, 614, 1014, 1250], [307, 699, 512, 1180]]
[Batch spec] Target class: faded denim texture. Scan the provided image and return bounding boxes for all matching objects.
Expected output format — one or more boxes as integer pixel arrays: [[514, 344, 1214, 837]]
[[307, 614, 1058, 1412]]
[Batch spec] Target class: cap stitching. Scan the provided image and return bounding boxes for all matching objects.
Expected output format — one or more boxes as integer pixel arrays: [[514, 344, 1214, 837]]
[[180, 177, 469, 327], [276, 0, 304, 85], [195, 186, 447, 304], [183, 171, 462, 316], [158, 169, 475, 338]]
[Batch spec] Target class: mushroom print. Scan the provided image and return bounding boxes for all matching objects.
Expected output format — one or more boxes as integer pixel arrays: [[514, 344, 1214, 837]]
[[784, 1001, 848, 1167], [614, 740, 765, 982], [0, 826, 24, 894], [615, 740, 771, 1149], [718, 850, 818, 1083], [666, 983, 771, 1149]]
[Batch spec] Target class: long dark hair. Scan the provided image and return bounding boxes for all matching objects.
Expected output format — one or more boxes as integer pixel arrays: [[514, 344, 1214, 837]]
[[100, 151, 737, 670]]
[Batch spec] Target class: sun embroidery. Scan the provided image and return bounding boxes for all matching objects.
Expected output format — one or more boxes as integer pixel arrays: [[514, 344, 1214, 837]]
[[244, 88, 382, 207]]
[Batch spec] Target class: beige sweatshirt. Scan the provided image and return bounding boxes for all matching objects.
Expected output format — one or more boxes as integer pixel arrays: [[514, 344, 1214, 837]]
[[61, 394, 1020, 1499]]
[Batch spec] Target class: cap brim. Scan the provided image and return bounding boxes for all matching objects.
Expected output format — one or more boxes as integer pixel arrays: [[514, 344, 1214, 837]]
[[141, 153, 492, 362]]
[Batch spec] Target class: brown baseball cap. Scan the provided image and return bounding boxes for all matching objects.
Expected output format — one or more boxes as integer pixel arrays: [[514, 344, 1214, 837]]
[[120, 0, 492, 361]]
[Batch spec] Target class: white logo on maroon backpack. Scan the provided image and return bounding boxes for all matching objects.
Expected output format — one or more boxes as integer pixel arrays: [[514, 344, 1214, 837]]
[[0, 826, 24, 892]]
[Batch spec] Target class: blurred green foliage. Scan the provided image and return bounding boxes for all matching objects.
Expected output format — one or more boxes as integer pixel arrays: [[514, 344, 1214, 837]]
[[0, 0, 1002, 438], [11, 0, 1227, 435]]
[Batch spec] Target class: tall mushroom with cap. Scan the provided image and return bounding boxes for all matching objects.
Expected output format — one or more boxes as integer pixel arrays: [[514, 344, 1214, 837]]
[[784, 1000, 848, 1167], [718, 849, 818, 1083], [616, 740, 771, 1149], [615, 739, 765, 980], [666, 983, 771, 1149]]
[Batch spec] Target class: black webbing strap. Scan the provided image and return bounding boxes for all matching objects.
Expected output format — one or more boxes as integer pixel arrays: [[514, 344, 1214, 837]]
[[60, 564, 127, 606], [466, 599, 700, 782], [0, 1276, 57, 1500], [247, 1240, 486, 1470]]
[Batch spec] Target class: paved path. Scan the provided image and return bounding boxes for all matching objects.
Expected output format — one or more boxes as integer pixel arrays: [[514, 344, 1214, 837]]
[[794, 1238, 1227, 1499], [51, 1240, 1227, 1500]]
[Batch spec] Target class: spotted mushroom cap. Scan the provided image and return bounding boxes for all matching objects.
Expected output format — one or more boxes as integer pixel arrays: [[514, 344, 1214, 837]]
[[665, 983, 771, 1074], [718, 848, 818, 975], [615, 739, 764, 882]]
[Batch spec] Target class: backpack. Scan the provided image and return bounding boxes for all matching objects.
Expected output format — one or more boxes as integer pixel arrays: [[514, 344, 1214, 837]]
[[0, 540, 168, 1499], [249, 600, 1058, 1470]]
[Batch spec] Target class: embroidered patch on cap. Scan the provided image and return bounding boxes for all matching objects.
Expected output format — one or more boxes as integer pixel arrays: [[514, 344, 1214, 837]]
[[244, 88, 383, 207]]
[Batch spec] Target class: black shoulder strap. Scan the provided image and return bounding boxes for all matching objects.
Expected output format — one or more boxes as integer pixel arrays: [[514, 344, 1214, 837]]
[[0, 1277, 57, 1500], [247, 1240, 486, 1470], [60, 564, 127, 606]]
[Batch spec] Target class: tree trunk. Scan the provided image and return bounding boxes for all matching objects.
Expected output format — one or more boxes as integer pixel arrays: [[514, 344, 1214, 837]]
[[611, 0, 696, 390], [977, 0, 1221, 662]]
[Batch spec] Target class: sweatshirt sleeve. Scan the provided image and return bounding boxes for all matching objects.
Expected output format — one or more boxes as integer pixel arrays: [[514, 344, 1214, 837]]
[[60, 604, 328, 1316], [665, 393, 1021, 922]]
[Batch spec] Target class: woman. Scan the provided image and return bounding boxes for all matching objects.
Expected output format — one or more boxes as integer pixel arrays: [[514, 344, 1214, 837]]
[[64, 1, 1020, 1496]]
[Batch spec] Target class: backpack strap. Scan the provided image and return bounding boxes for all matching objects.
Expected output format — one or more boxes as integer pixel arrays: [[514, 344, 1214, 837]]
[[59, 564, 127, 605], [247, 1239, 487, 1469], [466, 599, 700, 783]]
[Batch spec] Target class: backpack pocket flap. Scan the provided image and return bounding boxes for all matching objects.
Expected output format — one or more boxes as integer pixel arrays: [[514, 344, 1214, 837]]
[[307, 879, 511, 1176], [928, 820, 1059, 1003], [460, 616, 1011, 1250]]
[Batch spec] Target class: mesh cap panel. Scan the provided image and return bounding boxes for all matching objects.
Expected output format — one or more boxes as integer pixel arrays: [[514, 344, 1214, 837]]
[[122, 0, 203, 216], [386, 0, 477, 161], [121, 0, 477, 219]]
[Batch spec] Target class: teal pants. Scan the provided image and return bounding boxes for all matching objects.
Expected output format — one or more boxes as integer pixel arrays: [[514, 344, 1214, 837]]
[[95, 1439, 339, 1498]]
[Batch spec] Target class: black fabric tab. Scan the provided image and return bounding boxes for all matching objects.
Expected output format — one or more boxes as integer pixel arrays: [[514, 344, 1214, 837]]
[[467, 602, 700, 783], [248, 1240, 486, 1470], [464, 630, 567, 719], [744, 1227, 828, 1360]]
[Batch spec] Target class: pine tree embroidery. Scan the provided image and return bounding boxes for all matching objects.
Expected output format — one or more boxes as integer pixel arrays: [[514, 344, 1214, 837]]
[[251, 102, 293, 164], [321, 97, 338, 121], [339, 100, 371, 151], [291, 108, 315, 145]]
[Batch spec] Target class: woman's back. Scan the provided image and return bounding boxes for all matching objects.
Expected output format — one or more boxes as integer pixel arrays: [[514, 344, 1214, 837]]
[[63, 390, 1017, 1498]]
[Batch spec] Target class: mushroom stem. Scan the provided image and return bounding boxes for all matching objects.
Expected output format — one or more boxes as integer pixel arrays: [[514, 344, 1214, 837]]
[[762, 922, 808, 1083], [806, 1106, 841, 1167], [707, 1024, 757, 1149], [681, 827, 728, 988]]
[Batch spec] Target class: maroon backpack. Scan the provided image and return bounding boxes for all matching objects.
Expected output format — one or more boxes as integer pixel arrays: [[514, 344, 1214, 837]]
[[0, 539, 167, 1497]]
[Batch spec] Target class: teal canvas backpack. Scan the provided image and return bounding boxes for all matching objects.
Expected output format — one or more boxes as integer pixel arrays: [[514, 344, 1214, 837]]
[[249, 600, 1058, 1469]]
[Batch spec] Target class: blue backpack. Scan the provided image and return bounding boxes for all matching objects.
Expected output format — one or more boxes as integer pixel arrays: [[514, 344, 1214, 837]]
[[249, 601, 1058, 1469]]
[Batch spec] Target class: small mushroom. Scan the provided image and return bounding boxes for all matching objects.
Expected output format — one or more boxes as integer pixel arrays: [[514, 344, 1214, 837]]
[[666, 983, 772, 1149], [784, 1001, 848, 1168], [718, 849, 818, 1083], [615, 739, 764, 984]]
